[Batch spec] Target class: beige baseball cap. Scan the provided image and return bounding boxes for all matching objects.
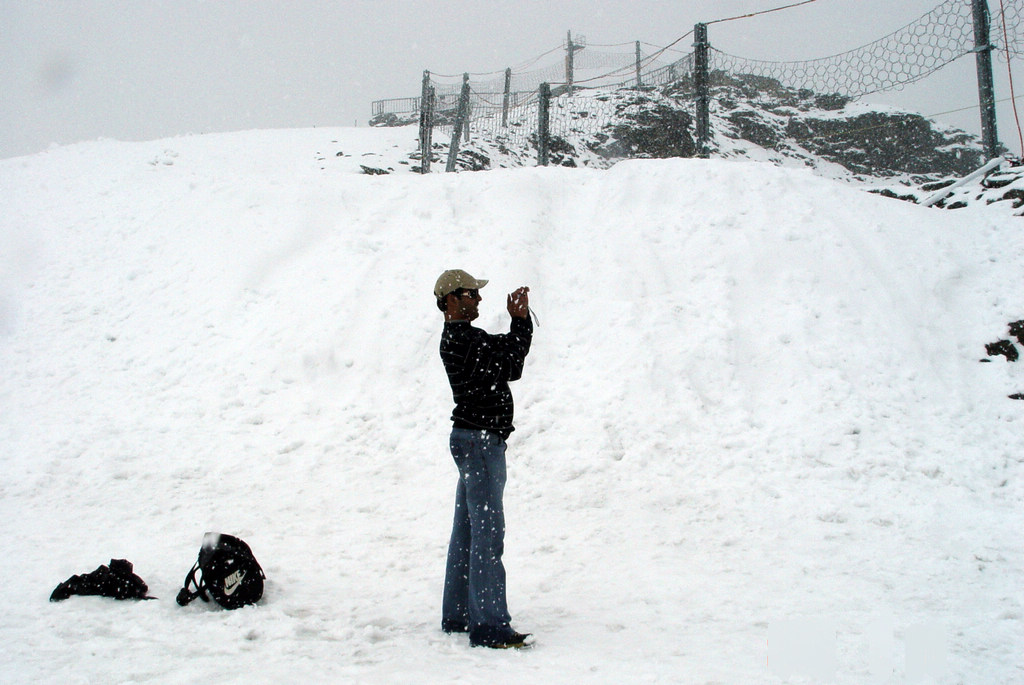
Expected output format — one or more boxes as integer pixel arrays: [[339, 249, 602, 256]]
[[434, 269, 489, 299]]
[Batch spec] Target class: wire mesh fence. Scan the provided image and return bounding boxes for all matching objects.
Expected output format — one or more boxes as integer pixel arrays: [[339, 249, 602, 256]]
[[439, 91, 542, 148], [997, 0, 1024, 56], [373, 0, 1024, 169], [709, 0, 978, 97]]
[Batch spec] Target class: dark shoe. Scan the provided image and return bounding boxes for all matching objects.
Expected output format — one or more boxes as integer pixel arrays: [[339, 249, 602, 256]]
[[470, 624, 533, 649], [441, 618, 469, 634]]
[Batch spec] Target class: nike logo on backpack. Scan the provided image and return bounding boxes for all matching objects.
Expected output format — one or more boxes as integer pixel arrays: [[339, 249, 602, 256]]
[[223, 569, 246, 596]]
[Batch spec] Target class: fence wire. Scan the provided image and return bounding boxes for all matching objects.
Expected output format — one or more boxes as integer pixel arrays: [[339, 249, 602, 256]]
[[430, 47, 676, 93], [421, 50, 696, 142], [546, 92, 621, 138], [437, 92, 542, 148], [372, 44, 693, 121]]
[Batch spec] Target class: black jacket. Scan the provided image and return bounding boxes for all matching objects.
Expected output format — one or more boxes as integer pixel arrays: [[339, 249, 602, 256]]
[[440, 316, 533, 439]]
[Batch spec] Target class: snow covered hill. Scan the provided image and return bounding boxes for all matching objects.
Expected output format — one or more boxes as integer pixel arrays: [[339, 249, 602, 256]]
[[1, 127, 1022, 684]]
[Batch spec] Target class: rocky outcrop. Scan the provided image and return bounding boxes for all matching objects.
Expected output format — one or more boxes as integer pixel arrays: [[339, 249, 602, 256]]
[[429, 73, 986, 180]]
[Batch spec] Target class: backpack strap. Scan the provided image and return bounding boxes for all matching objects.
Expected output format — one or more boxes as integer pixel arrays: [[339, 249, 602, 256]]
[[175, 560, 209, 606]]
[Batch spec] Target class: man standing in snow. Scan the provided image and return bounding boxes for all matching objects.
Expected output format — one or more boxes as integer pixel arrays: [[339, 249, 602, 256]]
[[435, 269, 533, 649]]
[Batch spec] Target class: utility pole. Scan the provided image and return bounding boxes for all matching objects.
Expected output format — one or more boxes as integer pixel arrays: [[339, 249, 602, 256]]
[[635, 41, 643, 88], [972, 0, 999, 159], [565, 31, 585, 95]]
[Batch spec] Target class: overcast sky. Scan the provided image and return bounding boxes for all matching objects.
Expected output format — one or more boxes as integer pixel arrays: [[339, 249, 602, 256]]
[[2, 0, 1021, 159]]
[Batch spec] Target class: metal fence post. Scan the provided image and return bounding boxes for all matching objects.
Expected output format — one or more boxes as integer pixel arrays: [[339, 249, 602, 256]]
[[538, 82, 551, 166], [502, 68, 512, 128], [972, 0, 999, 159], [418, 71, 434, 173], [566, 32, 575, 96], [694, 23, 710, 158], [446, 74, 471, 172]]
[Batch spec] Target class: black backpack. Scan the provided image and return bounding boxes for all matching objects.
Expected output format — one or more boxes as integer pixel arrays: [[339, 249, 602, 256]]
[[176, 533, 265, 610], [50, 558, 153, 602]]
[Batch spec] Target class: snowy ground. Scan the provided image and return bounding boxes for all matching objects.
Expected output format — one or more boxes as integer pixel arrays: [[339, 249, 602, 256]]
[[1, 126, 1022, 684]]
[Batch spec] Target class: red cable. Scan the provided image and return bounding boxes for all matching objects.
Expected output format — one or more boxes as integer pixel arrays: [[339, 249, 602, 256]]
[[999, 0, 1024, 157]]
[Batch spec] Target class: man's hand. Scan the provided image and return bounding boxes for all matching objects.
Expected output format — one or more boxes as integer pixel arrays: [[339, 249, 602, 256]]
[[507, 286, 530, 319]]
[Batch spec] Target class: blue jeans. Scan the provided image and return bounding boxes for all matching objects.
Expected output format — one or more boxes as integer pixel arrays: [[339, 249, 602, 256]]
[[442, 428, 512, 630]]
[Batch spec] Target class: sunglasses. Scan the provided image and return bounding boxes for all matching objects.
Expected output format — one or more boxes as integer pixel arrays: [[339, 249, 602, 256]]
[[453, 288, 480, 300]]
